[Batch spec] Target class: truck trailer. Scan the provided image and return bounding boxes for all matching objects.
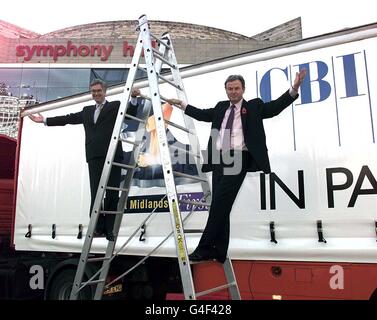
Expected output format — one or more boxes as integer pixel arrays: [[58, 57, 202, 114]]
[[1, 22, 377, 300]]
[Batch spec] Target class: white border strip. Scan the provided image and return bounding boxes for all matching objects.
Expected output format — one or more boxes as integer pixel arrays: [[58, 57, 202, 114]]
[[21, 26, 377, 117]]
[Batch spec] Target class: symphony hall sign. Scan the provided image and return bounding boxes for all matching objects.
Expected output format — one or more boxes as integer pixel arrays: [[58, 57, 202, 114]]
[[15, 41, 157, 62]]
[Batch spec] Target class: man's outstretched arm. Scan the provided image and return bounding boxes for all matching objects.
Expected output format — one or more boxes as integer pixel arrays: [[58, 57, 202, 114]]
[[260, 68, 307, 119], [28, 113, 44, 124], [167, 98, 215, 122], [293, 68, 307, 92], [29, 110, 84, 126]]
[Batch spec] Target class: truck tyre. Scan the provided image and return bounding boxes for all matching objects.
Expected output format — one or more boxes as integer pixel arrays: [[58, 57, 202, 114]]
[[47, 268, 93, 300]]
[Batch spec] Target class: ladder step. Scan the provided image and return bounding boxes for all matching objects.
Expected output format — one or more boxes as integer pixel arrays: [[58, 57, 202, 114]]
[[195, 282, 237, 298], [105, 186, 129, 192], [183, 229, 204, 233], [87, 256, 110, 262], [150, 33, 172, 50], [119, 138, 140, 147], [173, 171, 207, 182], [82, 279, 106, 286], [152, 47, 165, 59], [137, 66, 147, 73], [99, 210, 123, 215], [125, 105, 192, 136], [164, 119, 192, 134], [153, 52, 177, 69], [113, 162, 136, 170], [156, 73, 182, 90], [180, 199, 210, 207], [136, 92, 177, 109], [124, 114, 146, 123]]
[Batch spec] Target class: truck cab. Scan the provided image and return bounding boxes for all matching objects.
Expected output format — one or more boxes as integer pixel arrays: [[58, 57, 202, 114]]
[[0, 134, 16, 253]]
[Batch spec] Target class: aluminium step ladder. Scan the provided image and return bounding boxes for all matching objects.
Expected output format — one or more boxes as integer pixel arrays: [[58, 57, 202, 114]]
[[70, 14, 240, 301]]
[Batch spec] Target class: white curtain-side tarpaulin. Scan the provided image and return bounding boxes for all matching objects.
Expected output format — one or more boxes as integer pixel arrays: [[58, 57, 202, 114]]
[[16, 24, 377, 263]]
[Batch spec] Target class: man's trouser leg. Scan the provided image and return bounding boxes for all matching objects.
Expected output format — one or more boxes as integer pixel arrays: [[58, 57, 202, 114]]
[[88, 158, 105, 233], [88, 158, 121, 235], [104, 164, 121, 235], [197, 151, 248, 258]]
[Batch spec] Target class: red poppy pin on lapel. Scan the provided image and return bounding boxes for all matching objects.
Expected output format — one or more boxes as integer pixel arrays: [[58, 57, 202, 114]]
[[241, 108, 247, 115]]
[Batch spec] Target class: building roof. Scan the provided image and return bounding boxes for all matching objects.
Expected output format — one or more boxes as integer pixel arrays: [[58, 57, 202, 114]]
[[0, 18, 302, 42], [0, 20, 40, 39], [253, 17, 302, 42], [39, 20, 256, 40]]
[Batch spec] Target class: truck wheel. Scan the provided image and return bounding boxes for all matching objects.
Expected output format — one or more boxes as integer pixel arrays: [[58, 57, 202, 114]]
[[47, 268, 93, 300]]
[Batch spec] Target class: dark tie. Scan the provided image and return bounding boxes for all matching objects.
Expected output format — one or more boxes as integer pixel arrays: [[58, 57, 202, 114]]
[[222, 105, 235, 150]]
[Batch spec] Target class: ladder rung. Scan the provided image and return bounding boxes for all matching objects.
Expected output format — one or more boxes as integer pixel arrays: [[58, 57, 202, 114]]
[[173, 171, 208, 182], [138, 92, 177, 108], [137, 66, 147, 73], [87, 257, 110, 262], [126, 107, 192, 136], [82, 279, 106, 286], [119, 137, 140, 147], [183, 229, 204, 233], [124, 114, 146, 124], [150, 34, 172, 50], [123, 101, 191, 135], [152, 47, 165, 58], [113, 162, 136, 170], [156, 73, 181, 90], [153, 52, 177, 69], [180, 199, 210, 207], [169, 145, 199, 158], [189, 259, 216, 265], [99, 210, 123, 215], [196, 282, 236, 298], [105, 186, 129, 192], [164, 119, 192, 134]]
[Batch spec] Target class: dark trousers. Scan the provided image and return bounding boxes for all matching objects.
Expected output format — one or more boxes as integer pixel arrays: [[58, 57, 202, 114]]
[[196, 150, 251, 259], [88, 158, 122, 235]]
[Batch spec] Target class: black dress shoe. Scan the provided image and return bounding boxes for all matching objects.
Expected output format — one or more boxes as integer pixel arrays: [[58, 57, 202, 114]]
[[93, 231, 105, 237], [189, 251, 211, 262], [189, 251, 226, 263], [106, 232, 115, 241], [214, 255, 226, 264]]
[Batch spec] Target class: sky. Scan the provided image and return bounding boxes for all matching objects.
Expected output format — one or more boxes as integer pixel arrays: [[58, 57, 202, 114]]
[[1, 0, 376, 39]]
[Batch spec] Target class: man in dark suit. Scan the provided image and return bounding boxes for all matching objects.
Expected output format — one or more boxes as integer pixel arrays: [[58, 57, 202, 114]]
[[29, 79, 140, 241], [169, 69, 306, 262]]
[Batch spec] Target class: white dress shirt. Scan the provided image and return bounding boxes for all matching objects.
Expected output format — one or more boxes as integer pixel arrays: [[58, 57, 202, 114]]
[[216, 87, 298, 150], [216, 99, 246, 151]]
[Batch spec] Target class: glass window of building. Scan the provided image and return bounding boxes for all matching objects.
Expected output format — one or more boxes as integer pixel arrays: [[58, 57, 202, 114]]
[[47, 69, 91, 101], [0, 69, 23, 97]]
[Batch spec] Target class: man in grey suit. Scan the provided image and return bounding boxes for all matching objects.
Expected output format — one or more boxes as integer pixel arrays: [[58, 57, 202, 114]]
[[29, 79, 140, 241]]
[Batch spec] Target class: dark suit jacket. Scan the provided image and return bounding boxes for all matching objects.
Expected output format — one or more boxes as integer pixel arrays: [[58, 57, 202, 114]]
[[46, 100, 137, 162], [185, 90, 298, 173]]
